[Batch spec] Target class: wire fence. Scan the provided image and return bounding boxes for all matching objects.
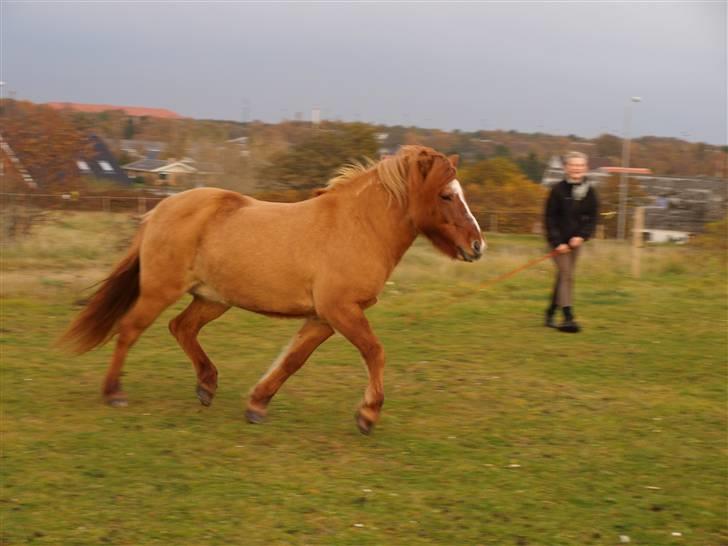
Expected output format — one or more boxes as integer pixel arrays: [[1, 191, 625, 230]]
[[0, 191, 555, 234], [1, 191, 166, 214], [0, 192, 616, 240]]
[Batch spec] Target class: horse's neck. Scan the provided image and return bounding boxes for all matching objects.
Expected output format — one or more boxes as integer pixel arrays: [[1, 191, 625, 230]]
[[331, 177, 417, 269]]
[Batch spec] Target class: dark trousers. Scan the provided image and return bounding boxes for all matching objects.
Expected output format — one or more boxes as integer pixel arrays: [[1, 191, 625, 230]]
[[550, 247, 580, 308]]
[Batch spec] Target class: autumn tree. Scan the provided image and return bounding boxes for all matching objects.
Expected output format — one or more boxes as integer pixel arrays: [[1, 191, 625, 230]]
[[459, 157, 546, 232], [461, 157, 522, 188], [594, 133, 622, 159], [516, 152, 547, 183], [261, 123, 378, 192], [123, 117, 136, 139], [493, 144, 511, 157], [1, 99, 88, 191]]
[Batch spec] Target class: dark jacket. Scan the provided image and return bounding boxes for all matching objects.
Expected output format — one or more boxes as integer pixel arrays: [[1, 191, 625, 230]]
[[544, 179, 599, 248]]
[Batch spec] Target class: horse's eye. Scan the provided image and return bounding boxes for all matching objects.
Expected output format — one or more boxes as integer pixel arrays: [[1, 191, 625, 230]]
[[440, 194, 453, 201]]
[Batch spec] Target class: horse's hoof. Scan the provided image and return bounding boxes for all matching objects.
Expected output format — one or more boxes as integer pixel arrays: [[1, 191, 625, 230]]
[[355, 411, 374, 435], [196, 385, 214, 407], [107, 398, 128, 408], [245, 409, 265, 424]]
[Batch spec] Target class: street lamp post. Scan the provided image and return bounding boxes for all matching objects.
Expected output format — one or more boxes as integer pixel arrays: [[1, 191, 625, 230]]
[[617, 96, 642, 241]]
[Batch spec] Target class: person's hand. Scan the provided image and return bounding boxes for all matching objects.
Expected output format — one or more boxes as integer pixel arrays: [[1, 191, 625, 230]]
[[556, 243, 570, 254], [569, 236, 584, 249]]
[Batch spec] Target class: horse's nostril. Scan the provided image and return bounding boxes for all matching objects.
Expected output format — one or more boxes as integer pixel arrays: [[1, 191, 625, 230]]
[[472, 240, 481, 253]]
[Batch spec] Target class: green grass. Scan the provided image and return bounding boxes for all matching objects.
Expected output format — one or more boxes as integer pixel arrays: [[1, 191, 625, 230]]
[[1, 212, 726, 545]]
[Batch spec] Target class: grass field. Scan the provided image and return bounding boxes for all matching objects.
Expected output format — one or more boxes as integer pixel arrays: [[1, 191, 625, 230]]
[[1, 211, 726, 545]]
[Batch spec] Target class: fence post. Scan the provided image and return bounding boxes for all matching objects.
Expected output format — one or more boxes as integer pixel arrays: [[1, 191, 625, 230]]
[[631, 206, 645, 278], [490, 213, 498, 233], [137, 197, 146, 215], [596, 225, 605, 240], [102, 197, 110, 213]]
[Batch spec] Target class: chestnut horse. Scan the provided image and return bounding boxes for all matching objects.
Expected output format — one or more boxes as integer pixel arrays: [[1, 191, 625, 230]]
[[61, 145, 485, 434]]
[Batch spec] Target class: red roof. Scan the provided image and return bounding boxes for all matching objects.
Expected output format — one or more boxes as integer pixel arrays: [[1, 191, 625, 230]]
[[46, 102, 183, 119], [599, 167, 652, 175]]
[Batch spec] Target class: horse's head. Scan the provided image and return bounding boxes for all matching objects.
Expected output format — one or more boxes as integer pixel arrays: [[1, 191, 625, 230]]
[[406, 147, 486, 262]]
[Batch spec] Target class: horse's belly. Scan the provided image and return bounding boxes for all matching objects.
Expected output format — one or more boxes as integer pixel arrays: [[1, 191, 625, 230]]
[[194, 211, 319, 316], [192, 274, 316, 317], [190, 283, 229, 305]]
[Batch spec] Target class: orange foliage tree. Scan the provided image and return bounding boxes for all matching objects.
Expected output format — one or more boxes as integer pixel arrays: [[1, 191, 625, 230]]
[[1, 99, 88, 191], [459, 157, 546, 233]]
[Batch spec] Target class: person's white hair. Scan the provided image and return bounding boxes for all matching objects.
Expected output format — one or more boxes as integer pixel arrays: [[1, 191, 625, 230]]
[[563, 151, 588, 165]]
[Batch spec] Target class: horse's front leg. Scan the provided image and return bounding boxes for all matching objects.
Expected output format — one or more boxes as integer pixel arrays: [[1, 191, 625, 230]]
[[319, 303, 385, 435], [246, 317, 334, 424]]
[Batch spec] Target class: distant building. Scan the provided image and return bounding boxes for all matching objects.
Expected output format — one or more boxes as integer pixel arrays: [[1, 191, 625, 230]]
[[226, 136, 250, 157], [376, 132, 400, 158], [122, 158, 220, 187], [638, 176, 727, 241], [119, 139, 166, 159], [76, 134, 131, 185], [1, 132, 130, 189], [46, 102, 183, 120], [0, 132, 37, 189]]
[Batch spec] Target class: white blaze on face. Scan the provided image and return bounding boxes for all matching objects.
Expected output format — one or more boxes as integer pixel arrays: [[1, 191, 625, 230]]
[[448, 179, 485, 247]]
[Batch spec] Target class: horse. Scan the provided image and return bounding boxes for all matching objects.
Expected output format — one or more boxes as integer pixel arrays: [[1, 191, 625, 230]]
[[61, 145, 486, 434]]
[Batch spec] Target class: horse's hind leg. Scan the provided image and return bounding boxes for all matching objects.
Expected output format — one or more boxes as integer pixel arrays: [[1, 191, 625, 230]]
[[169, 296, 229, 406], [246, 317, 334, 424], [103, 290, 181, 406]]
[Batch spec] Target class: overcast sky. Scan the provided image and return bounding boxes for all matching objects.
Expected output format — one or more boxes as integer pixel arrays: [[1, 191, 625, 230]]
[[2, 1, 725, 143]]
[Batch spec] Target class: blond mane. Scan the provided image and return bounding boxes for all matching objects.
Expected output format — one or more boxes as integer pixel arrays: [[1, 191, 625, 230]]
[[324, 146, 434, 206]]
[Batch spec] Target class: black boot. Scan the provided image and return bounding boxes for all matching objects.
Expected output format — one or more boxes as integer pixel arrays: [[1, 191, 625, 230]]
[[545, 305, 558, 328], [559, 307, 581, 333]]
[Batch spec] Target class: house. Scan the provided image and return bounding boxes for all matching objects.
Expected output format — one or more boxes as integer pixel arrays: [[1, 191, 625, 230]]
[[122, 158, 220, 187], [76, 134, 131, 185], [637, 176, 727, 241], [122, 158, 196, 186], [375, 132, 400, 158], [1, 132, 130, 189], [225, 136, 250, 157], [120, 139, 166, 160], [0, 132, 37, 190]]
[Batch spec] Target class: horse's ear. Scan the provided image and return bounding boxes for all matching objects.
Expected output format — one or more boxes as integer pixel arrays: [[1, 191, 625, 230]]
[[448, 154, 460, 169]]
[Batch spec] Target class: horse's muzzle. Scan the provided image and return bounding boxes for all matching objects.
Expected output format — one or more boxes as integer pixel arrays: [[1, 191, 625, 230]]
[[458, 243, 484, 262]]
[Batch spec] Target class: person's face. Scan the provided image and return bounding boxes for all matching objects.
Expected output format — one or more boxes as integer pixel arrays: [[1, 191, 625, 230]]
[[565, 158, 588, 181]]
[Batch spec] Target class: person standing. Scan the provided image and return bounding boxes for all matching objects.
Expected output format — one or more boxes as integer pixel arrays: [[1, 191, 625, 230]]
[[544, 151, 599, 333]]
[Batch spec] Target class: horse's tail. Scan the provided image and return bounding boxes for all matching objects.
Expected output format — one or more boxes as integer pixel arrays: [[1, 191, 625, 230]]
[[59, 220, 147, 354]]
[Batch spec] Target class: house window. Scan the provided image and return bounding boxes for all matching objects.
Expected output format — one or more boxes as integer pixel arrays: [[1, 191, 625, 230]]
[[98, 160, 114, 173], [77, 160, 90, 172]]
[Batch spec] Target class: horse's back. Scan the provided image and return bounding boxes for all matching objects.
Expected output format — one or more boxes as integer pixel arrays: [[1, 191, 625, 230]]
[[153, 187, 251, 217], [191, 192, 329, 314], [139, 188, 323, 315], [138, 188, 254, 294]]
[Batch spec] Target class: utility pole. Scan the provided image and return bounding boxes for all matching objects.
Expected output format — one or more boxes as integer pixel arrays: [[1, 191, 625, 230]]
[[617, 96, 642, 240]]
